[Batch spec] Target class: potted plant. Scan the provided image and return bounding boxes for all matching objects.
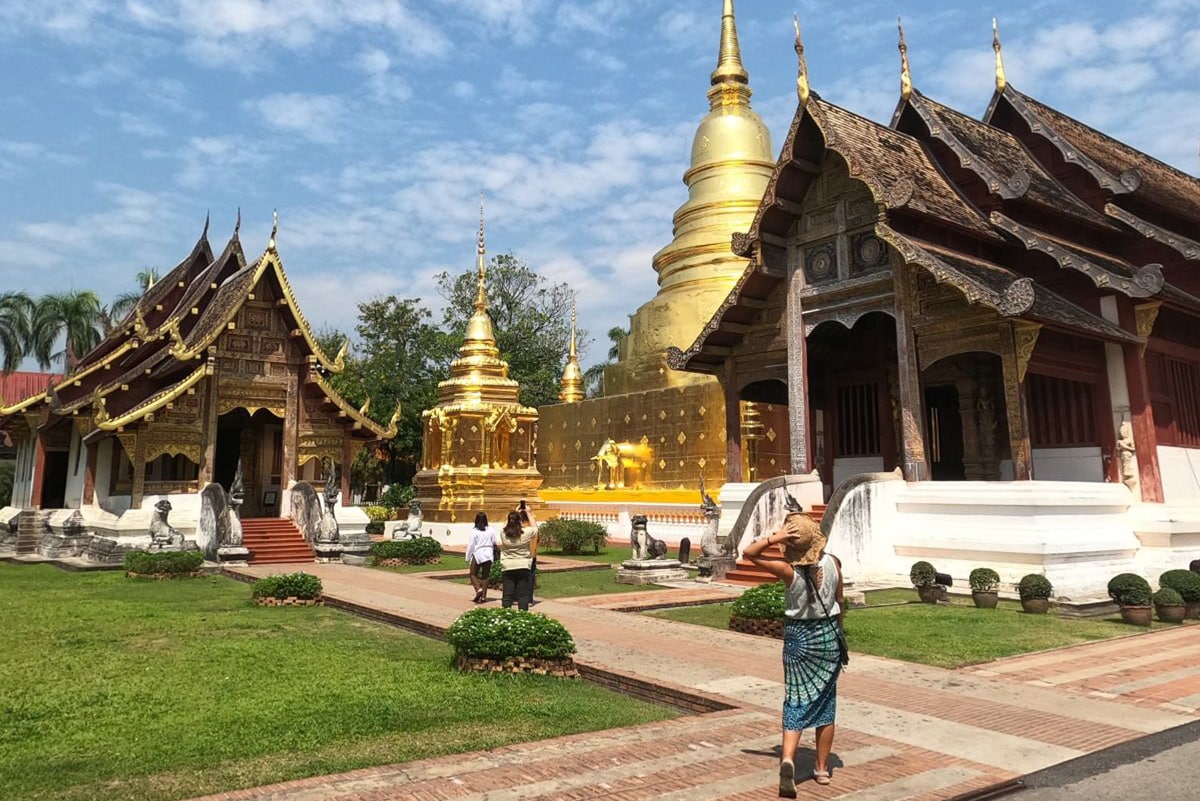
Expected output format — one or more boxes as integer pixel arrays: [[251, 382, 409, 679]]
[[1159, 569, 1200, 619], [1107, 573, 1153, 626], [969, 567, 1001, 609], [1153, 587, 1187, 623], [910, 561, 942, 604], [1017, 574, 1052, 614]]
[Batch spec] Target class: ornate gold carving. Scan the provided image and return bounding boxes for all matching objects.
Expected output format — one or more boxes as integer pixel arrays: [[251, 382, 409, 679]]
[[1135, 301, 1162, 355], [1012, 321, 1042, 383]]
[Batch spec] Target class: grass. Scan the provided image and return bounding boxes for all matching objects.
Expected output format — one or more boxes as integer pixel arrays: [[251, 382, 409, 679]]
[[454, 564, 664, 598], [0, 564, 676, 801], [539, 545, 632, 565], [643, 591, 1183, 669], [371, 552, 470, 574]]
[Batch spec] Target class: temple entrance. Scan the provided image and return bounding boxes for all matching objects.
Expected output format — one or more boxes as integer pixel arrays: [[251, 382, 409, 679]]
[[214, 408, 285, 518], [738, 380, 790, 481], [924, 385, 965, 480], [921, 353, 1005, 481], [40, 451, 69, 509]]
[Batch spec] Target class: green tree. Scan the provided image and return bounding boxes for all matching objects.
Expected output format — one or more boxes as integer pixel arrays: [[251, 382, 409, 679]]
[[583, 325, 627, 398], [0, 292, 34, 374], [103, 268, 160, 334], [29, 290, 103, 372], [436, 254, 583, 409], [0, 459, 13, 506]]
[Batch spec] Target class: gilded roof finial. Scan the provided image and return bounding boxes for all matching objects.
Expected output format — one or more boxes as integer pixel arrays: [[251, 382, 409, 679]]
[[711, 0, 749, 86], [475, 192, 487, 312], [569, 297, 578, 358], [268, 209, 278, 251], [793, 14, 811, 108], [898, 17, 912, 101], [234, 207, 242, 236], [993, 18, 1007, 93], [559, 295, 584, 403], [202, 210, 210, 240]]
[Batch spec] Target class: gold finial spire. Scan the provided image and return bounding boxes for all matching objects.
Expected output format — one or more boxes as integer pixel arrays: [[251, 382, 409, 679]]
[[793, 14, 810, 107], [268, 209, 278, 251], [898, 17, 912, 100], [558, 296, 584, 403], [711, 0, 749, 86], [993, 18, 1007, 93], [569, 297, 577, 358], [474, 192, 487, 312]]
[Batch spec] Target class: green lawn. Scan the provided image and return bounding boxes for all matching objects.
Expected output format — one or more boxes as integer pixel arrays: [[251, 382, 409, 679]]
[[455, 565, 663, 598], [645, 594, 1180, 669], [0, 564, 675, 801], [371, 553, 471, 573], [540, 545, 632, 565]]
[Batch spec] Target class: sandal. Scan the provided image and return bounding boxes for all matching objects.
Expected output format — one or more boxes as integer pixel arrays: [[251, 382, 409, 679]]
[[778, 759, 796, 798], [812, 769, 831, 786]]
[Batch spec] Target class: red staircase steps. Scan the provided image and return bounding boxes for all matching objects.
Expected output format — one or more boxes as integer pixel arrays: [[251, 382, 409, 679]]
[[241, 518, 315, 565], [722, 504, 827, 587]]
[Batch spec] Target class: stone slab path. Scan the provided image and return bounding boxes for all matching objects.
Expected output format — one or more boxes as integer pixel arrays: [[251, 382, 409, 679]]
[[200, 563, 1200, 801]]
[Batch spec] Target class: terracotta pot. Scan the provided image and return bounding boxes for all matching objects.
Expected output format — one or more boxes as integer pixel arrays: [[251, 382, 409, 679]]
[[1119, 605, 1153, 627], [1156, 604, 1187, 624], [1185, 602, 1200, 620], [916, 585, 944, 604], [1020, 597, 1050, 614], [972, 590, 999, 609]]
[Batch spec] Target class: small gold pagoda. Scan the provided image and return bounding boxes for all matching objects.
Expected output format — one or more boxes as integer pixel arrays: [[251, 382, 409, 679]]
[[413, 201, 543, 522], [559, 300, 585, 404]]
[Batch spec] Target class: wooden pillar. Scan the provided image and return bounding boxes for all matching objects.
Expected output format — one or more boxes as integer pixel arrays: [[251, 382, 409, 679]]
[[786, 255, 813, 475], [131, 430, 146, 508], [281, 368, 300, 512], [198, 377, 219, 486], [723, 365, 744, 483], [82, 442, 98, 505], [892, 259, 930, 481], [30, 431, 47, 509], [1001, 324, 1034, 480], [341, 436, 353, 507], [1119, 299, 1164, 502]]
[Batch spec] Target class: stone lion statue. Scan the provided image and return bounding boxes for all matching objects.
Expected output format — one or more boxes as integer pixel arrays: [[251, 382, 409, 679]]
[[148, 499, 183, 551], [393, 499, 424, 540], [698, 482, 728, 558], [630, 515, 668, 561]]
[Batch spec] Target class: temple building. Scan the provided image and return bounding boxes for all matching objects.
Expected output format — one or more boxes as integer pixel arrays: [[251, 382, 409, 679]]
[[412, 205, 543, 523], [538, 0, 790, 509], [668, 21, 1200, 592], [0, 217, 397, 551]]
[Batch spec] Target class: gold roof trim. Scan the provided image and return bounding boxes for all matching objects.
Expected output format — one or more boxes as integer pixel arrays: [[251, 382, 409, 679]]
[[95, 365, 207, 430], [310, 371, 399, 439], [0, 390, 48, 416]]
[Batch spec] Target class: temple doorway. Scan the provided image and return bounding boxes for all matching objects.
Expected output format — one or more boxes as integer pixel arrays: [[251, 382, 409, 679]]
[[214, 408, 285, 518], [739, 379, 790, 481], [924, 385, 965, 480], [921, 353, 1005, 481]]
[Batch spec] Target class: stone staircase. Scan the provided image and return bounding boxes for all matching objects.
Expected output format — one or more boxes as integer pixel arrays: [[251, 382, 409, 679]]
[[241, 518, 315, 565], [15, 510, 46, 555], [721, 504, 826, 586]]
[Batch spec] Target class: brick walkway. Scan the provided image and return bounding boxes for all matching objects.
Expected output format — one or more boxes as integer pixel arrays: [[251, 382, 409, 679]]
[[201, 563, 1200, 801]]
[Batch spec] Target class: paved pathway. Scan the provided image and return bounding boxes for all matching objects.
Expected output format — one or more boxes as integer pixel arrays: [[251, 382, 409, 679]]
[[199, 563, 1200, 801]]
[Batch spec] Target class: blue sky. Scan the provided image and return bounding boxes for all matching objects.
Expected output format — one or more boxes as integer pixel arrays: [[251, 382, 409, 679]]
[[2, 0, 1198, 371]]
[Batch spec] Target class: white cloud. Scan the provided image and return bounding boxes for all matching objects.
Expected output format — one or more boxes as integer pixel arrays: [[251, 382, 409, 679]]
[[247, 93, 347, 145]]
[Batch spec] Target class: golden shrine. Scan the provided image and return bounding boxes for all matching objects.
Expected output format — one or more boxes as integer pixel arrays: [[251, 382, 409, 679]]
[[413, 204, 544, 522], [538, 0, 790, 498]]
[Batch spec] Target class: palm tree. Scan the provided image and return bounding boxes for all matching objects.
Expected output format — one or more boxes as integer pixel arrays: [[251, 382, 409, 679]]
[[0, 291, 34, 374], [583, 326, 628, 398], [29, 290, 103, 372], [103, 268, 160, 334]]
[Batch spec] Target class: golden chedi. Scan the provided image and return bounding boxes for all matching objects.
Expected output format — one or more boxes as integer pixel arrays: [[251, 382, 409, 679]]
[[413, 202, 543, 522]]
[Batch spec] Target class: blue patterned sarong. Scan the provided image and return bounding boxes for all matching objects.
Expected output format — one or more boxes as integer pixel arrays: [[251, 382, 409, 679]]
[[782, 617, 841, 731]]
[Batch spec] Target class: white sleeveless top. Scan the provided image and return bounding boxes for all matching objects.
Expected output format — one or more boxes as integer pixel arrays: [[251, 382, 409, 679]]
[[784, 553, 841, 620]]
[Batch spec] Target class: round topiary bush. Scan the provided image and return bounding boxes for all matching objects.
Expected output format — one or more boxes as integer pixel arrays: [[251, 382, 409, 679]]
[[731, 581, 786, 621], [369, 537, 443, 564], [969, 567, 1001, 593], [251, 572, 323, 601], [910, 561, 937, 588], [1018, 574, 1053, 600], [1153, 587, 1184, 606], [1107, 573, 1152, 606], [1159, 569, 1200, 603], [537, 519, 607, 555], [446, 607, 576, 661]]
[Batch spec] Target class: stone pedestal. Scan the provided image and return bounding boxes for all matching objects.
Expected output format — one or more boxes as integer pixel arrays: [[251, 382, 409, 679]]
[[615, 558, 689, 585], [217, 546, 251, 565], [313, 543, 343, 563], [339, 542, 371, 563], [696, 555, 737, 581]]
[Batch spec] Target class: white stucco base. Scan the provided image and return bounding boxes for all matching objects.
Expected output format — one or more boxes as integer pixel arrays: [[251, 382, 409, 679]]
[[1159, 446, 1200, 505]]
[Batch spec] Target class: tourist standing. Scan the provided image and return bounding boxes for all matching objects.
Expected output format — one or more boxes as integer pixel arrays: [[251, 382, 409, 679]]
[[742, 509, 845, 796], [497, 504, 538, 611], [465, 512, 494, 604]]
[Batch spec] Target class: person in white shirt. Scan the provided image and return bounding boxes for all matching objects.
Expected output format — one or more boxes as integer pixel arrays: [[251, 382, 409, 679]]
[[465, 512, 495, 604]]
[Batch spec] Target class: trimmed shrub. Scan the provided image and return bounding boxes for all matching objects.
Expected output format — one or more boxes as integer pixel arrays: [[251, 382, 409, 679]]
[[537, 519, 607, 555], [1018, 574, 1053, 600], [490, 560, 503, 584], [369, 537, 442, 562], [731, 581, 786, 621], [124, 550, 204, 576], [251, 572, 323, 600], [1159, 569, 1200, 603], [1107, 573, 1152, 606], [1190, 559, 1200, 576], [1153, 587, 1185, 606], [445, 608, 576, 660], [909, 561, 937, 588], [968, 567, 1001, 593], [365, 521, 385, 536], [364, 505, 389, 523], [378, 484, 415, 511]]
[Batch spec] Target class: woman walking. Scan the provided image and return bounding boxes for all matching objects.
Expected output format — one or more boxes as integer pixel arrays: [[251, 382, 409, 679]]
[[465, 512, 494, 604], [496, 503, 537, 611], [742, 507, 844, 796]]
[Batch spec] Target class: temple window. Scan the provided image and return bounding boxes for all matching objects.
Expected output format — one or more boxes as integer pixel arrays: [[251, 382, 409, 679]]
[[836, 383, 881, 457], [1026, 374, 1098, 447], [1149, 353, 1200, 448]]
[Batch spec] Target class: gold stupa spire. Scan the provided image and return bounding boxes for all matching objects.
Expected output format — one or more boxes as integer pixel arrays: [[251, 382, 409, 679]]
[[794, 14, 811, 107], [993, 18, 1007, 93], [559, 297, 584, 403], [898, 17, 912, 101], [710, 0, 749, 86], [474, 193, 487, 311]]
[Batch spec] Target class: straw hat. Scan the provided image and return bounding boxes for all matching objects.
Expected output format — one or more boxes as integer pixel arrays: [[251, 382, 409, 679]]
[[777, 512, 826, 566]]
